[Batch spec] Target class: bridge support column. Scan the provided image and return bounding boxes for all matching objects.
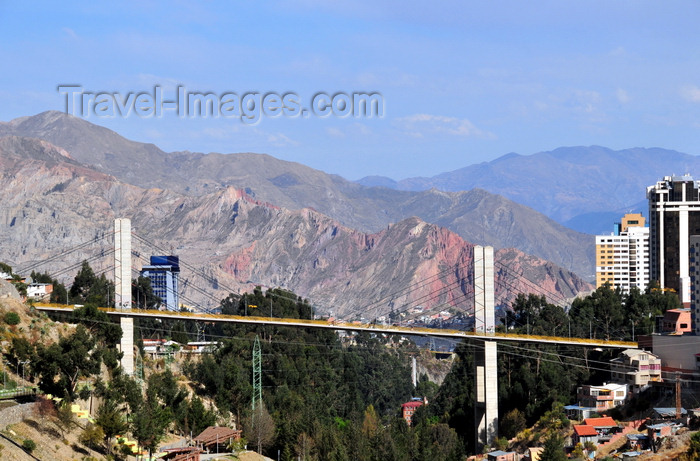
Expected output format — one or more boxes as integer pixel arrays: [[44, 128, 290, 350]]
[[474, 245, 497, 450], [114, 218, 134, 375]]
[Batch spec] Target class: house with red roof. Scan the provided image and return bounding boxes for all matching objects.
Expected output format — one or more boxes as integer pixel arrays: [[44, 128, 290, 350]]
[[573, 424, 599, 445], [581, 416, 620, 444], [193, 426, 242, 453], [583, 416, 617, 428], [401, 399, 424, 426]]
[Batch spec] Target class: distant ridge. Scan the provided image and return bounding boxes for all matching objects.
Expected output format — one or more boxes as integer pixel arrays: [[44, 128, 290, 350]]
[[379, 145, 700, 232], [0, 136, 592, 316], [0, 111, 595, 277]]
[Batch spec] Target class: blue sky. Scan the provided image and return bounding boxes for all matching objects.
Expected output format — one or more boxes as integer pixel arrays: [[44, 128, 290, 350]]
[[1, 1, 699, 180]]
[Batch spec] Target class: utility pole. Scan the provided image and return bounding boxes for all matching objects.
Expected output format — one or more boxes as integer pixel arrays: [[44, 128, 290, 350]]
[[675, 372, 682, 419]]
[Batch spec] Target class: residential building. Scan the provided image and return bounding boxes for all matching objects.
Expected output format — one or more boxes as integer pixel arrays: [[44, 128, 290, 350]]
[[647, 422, 681, 444], [140, 255, 180, 311], [647, 175, 700, 306], [182, 341, 219, 354], [573, 424, 599, 445], [527, 447, 543, 461], [661, 308, 692, 334], [401, 399, 424, 426], [486, 450, 517, 461], [576, 383, 627, 411], [595, 214, 649, 292], [564, 404, 596, 421], [610, 349, 662, 394], [637, 334, 700, 376], [652, 407, 687, 422], [690, 236, 700, 333], [142, 339, 181, 359], [26, 282, 53, 300], [573, 417, 620, 446], [193, 426, 242, 453]]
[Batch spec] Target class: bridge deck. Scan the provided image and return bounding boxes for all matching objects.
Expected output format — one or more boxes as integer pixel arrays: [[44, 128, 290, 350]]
[[35, 304, 636, 349]]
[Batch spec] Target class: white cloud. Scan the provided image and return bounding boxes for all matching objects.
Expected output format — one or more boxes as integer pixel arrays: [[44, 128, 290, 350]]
[[681, 85, 700, 103], [62, 27, 78, 40], [609, 46, 626, 57], [325, 123, 373, 139], [616, 88, 630, 104], [395, 114, 495, 139], [326, 127, 345, 138], [266, 132, 298, 148], [568, 90, 601, 114]]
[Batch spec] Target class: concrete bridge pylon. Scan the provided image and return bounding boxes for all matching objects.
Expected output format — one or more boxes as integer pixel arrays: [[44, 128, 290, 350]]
[[114, 218, 134, 375], [474, 245, 497, 450]]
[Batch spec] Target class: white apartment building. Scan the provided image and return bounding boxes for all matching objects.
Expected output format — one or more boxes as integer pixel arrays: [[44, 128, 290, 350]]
[[596, 214, 650, 292], [576, 383, 628, 411], [610, 349, 662, 394]]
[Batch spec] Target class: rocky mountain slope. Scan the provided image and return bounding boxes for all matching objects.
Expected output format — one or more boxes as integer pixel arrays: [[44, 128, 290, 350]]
[[0, 136, 591, 316], [359, 146, 700, 233], [0, 111, 594, 277]]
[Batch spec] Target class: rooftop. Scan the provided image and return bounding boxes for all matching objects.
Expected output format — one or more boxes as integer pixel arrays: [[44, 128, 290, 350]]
[[583, 416, 617, 427], [574, 425, 598, 436]]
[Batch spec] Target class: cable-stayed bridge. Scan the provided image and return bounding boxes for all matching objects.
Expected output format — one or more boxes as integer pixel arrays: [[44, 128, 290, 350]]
[[32, 303, 635, 349], [19, 218, 637, 451]]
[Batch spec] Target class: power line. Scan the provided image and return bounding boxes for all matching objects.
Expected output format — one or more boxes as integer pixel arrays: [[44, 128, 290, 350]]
[[16, 231, 114, 275]]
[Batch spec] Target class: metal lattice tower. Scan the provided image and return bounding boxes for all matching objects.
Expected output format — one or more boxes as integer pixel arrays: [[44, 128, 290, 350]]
[[252, 335, 262, 411]]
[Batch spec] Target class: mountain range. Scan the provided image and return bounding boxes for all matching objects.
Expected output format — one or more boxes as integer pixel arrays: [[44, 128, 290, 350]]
[[0, 111, 594, 277], [0, 133, 591, 316], [357, 146, 700, 234]]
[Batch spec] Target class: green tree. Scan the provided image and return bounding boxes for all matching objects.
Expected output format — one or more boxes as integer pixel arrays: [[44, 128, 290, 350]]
[[184, 396, 216, 436], [132, 276, 160, 309], [540, 433, 567, 461], [415, 374, 439, 402], [9, 337, 34, 364], [95, 397, 128, 453], [56, 402, 75, 437], [0, 262, 12, 275], [220, 293, 239, 315], [21, 439, 36, 453], [170, 321, 190, 344], [3, 312, 20, 326], [686, 431, 700, 460], [73, 304, 122, 346], [51, 281, 68, 304], [79, 423, 105, 451], [33, 325, 102, 398], [70, 261, 98, 302], [500, 408, 526, 439], [571, 443, 585, 460], [69, 261, 114, 307], [509, 294, 567, 336], [246, 402, 276, 455], [131, 375, 173, 457]]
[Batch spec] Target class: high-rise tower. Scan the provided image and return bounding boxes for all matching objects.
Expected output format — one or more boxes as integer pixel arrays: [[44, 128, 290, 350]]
[[595, 213, 649, 292], [647, 175, 700, 305]]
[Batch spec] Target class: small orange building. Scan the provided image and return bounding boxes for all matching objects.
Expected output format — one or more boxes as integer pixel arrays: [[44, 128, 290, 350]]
[[401, 400, 424, 426], [662, 308, 692, 334]]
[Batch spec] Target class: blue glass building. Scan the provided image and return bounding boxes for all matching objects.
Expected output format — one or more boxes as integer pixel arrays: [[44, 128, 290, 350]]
[[141, 255, 180, 311]]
